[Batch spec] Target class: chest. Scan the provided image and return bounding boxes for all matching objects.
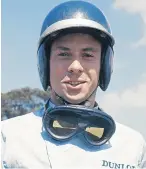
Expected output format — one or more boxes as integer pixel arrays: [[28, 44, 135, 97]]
[[45, 135, 140, 169], [5, 125, 141, 169]]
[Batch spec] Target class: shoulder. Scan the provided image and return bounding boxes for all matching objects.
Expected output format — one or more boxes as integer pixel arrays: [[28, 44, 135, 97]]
[[113, 121, 145, 143], [1, 109, 47, 168], [1, 109, 44, 154], [111, 121, 146, 151], [1, 109, 44, 137], [110, 122, 146, 164], [112, 122, 146, 157], [115, 122, 145, 140]]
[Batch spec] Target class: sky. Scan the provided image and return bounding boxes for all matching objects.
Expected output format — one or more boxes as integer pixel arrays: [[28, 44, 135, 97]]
[[1, 0, 146, 139]]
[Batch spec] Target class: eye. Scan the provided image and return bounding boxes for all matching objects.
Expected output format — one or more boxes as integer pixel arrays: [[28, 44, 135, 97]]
[[58, 52, 71, 57], [82, 53, 94, 58]]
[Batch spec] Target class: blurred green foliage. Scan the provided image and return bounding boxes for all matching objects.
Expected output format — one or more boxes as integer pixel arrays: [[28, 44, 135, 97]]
[[1, 87, 50, 120]]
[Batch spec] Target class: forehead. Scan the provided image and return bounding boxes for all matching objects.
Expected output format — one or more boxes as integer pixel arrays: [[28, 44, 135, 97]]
[[52, 33, 101, 47]]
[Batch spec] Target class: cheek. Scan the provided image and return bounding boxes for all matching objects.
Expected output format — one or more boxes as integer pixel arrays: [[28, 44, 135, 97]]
[[88, 65, 100, 84], [89, 70, 98, 81], [50, 61, 66, 82]]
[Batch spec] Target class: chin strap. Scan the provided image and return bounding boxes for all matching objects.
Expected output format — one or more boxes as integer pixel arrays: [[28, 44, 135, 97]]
[[55, 91, 92, 106]]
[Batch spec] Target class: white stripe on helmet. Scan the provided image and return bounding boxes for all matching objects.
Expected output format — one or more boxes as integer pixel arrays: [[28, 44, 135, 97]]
[[38, 18, 115, 47]]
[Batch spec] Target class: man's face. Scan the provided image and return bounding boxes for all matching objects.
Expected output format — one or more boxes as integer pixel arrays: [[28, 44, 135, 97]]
[[50, 33, 101, 104]]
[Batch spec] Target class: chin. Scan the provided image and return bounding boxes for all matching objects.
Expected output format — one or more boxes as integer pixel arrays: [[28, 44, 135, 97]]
[[63, 94, 87, 104]]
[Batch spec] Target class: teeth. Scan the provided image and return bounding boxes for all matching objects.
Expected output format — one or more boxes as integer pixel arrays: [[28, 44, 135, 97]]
[[68, 82, 83, 85]]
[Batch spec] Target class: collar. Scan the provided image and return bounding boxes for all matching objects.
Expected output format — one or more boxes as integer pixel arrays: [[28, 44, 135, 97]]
[[45, 98, 99, 110]]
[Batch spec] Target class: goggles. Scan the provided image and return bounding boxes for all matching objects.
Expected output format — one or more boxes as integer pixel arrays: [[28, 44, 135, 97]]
[[43, 105, 116, 146]]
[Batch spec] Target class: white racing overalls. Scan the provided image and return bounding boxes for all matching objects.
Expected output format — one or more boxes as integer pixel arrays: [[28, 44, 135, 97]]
[[1, 107, 146, 169]]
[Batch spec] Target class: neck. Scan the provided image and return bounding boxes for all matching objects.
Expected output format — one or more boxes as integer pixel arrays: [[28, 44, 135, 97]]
[[50, 89, 97, 108]]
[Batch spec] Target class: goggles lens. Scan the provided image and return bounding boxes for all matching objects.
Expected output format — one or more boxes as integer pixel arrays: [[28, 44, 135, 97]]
[[49, 116, 78, 138], [85, 127, 104, 141]]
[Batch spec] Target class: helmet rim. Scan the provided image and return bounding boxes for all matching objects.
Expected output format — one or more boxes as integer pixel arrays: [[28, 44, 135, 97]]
[[38, 18, 115, 49]]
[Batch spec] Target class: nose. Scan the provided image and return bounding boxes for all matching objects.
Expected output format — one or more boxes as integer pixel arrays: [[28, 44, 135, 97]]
[[68, 60, 84, 74]]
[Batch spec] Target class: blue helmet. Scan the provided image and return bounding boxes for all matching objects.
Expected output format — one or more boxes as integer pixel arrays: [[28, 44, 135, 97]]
[[37, 0, 115, 91]]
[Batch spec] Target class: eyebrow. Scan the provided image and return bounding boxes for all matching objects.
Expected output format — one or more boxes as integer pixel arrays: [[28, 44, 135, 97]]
[[82, 47, 97, 52], [57, 46, 70, 51]]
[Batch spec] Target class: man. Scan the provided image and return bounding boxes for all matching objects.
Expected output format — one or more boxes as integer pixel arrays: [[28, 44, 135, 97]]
[[2, 1, 146, 168]]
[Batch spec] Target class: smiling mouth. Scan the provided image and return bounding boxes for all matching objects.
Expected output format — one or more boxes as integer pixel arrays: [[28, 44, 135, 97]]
[[64, 81, 85, 87]]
